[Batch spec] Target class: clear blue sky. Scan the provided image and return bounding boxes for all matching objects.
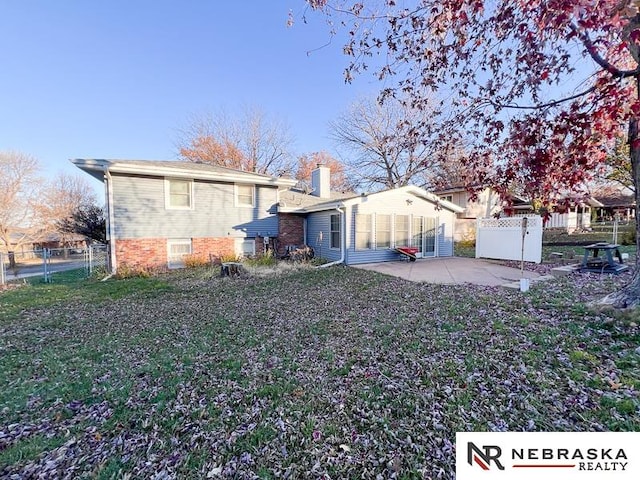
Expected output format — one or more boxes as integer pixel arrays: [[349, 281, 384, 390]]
[[0, 1, 378, 195]]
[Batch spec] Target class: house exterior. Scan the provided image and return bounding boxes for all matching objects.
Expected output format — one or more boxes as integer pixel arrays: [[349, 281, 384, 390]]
[[280, 166, 463, 264], [72, 159, 298, 271], [591, 190, 635, 222], [73, 159, 462, 271], [435, 185, 600, 240]]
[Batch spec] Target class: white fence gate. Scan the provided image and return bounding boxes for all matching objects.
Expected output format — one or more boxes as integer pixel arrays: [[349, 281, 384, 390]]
[[476, 216, 543, 263]]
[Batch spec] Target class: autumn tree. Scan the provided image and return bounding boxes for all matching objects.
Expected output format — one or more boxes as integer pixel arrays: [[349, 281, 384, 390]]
[[0, 151, 44, 252], [605, 137, 634, 191], [295, 151, 353, 191], [329, 96, 452, 190], [176, 106, 294, 175], [305, 1, 640, 308]]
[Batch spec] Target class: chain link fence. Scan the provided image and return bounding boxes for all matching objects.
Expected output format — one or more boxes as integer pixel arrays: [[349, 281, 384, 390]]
[[0, 245, 109, 285]]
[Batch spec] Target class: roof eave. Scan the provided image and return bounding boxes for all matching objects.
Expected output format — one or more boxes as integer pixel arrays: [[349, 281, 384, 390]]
[[71, 159, 297, 187], [70, 158, 109, 182]]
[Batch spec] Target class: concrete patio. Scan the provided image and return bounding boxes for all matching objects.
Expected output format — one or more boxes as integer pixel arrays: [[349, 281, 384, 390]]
[[353, 256, 543, 287]]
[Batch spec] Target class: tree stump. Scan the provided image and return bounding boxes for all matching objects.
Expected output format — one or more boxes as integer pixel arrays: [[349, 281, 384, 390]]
[[220, 262, 245, 277]]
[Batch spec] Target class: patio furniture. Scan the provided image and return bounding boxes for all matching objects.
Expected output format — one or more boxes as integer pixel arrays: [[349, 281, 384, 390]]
[[395, 246, 419, 262], [580, 242, 629, 274]]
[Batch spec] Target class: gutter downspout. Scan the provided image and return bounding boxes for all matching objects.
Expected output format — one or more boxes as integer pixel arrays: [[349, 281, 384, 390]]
[[303, 217, 308, 249], [105, 169, 117, 274], [318, 206, 346, 268]]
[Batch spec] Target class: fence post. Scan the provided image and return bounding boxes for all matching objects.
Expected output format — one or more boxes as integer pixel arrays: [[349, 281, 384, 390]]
[[43, 248, 51, 283], [88, 245, 93, 276], [0, 252, 5, 286]]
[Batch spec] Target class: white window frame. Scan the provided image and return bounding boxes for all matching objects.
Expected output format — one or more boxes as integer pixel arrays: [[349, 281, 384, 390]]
[[235, 184, 255, 207], [375, 214, 391, 249], [167, 238, 192, 269], [394, 214, 410, 247], [165, 178, 193, 210], [355, 213, 372, 250], [330, 214, 341, 249]]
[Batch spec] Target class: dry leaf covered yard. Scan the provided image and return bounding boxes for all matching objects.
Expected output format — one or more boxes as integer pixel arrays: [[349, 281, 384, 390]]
[[1, 266, 639, 479]]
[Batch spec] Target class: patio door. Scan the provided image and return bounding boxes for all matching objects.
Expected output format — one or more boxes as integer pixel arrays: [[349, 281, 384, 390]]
[[412, 216, 437, 257], [412, 217, 424, 258], [424, 217, 437, 257]]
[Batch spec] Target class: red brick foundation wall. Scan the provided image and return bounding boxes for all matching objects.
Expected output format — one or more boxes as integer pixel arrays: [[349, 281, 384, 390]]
[[115, 236, 236, 270], [192, 237, 235, 264], [255, 237, 265, 256], [277, 213, 305, 255], [115, 238, 167, 270]]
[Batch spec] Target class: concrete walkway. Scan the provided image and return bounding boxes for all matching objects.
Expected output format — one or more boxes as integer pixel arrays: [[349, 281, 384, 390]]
[[353, 257, 541, 287]]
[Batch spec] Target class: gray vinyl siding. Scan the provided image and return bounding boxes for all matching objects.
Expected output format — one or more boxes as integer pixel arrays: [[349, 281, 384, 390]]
[[437, 220, 454, 257], [306, 211, 342, 262], [343, 194, 457, 265], [111, 174, 278, 239]]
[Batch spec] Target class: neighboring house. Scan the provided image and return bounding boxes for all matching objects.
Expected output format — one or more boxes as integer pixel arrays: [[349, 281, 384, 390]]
[[33, 233, 87, 251], [73, 159, 462, 271], [435, 186, 509, 241], [591, 191, 636, 222], [1, 231, 84, 254], [435, 185, 599, 239]]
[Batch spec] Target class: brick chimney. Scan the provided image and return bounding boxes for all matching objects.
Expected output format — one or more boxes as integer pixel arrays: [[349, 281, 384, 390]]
[[311, 164, 330, 198]]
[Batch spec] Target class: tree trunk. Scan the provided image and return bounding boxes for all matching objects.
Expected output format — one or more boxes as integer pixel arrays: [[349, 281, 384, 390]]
[[599, 83, 640, 308]]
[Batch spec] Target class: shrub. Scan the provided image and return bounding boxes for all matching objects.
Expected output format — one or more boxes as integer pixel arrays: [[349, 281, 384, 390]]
[[245, 250, 276, 267], [621, 229, 636, 246], [115, 264, 155, 279], [310, 257, 329, 266], [219, 253, 242, 264], [456, 238, 475, 248], [184, 254, 210, 268]]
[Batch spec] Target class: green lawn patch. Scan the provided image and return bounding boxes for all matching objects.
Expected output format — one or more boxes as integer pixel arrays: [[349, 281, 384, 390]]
[[0, 275, 173, 322]]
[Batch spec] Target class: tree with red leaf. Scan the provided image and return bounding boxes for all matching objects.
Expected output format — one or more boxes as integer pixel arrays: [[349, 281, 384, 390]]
[[304, 0, 640, 308]]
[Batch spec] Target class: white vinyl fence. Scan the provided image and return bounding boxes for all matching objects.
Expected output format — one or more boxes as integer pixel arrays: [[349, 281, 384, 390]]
[[476, 216, 542, 263], [513, 209, 591, 232]]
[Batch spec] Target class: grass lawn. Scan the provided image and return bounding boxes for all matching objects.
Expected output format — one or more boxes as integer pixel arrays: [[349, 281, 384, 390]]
[[1, 265, 639, 478]]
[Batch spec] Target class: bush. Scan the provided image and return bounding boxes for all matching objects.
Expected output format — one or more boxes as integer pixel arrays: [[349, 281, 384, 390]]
[[219, 253, 242, 264], [184, 254, 210, 268], [621, 229, 636, 246], [245, 250, 276, 267], [115, 264, 155, 279], [310, 257, 329, 266], [456, 238, 475, 248]]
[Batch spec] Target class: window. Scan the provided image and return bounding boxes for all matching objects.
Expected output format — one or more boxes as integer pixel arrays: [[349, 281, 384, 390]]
[[442, 195, 453, 202], [355, 214, 372, 250], [395, 215, 409, 247], [235, 238, 256, 257], [330, 214, 341, 249], [165, 179, 192, 209], [236, 184, 255, 207], [167, 238, 192, 269], [376, 214, 391, 249]]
